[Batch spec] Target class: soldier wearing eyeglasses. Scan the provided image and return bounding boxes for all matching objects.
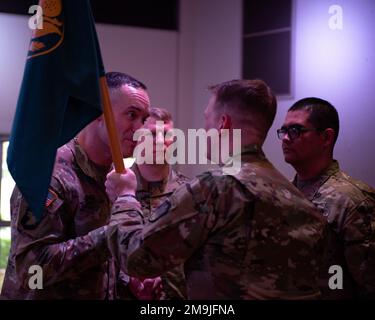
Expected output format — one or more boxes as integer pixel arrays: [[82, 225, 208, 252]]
[[279, 97, 375, 299]]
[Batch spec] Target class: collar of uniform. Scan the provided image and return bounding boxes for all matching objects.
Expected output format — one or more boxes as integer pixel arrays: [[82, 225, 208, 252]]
[[69, 139, 110, 183], [240, 144, 263, 155], [223, 144, 265, 165], [324, 159, 340, 177], [133, 164, 173, 197], [293, 160, 340, 200]]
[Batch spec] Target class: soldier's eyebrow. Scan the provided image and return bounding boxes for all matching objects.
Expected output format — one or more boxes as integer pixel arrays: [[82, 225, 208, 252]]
[[121, 106, 145, 116], [281, 123, 302, 129], [124, 106, 143, 112]]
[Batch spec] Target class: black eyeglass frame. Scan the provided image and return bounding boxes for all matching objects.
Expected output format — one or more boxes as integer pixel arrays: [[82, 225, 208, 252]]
[[277, 125, 321, 140]]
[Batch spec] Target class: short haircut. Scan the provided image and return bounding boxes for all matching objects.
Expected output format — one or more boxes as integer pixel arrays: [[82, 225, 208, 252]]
[[288, 97, 340, 145], [149, 107, 173, 123], [105, 71, 147, 90], [208, 79, 277, 133]]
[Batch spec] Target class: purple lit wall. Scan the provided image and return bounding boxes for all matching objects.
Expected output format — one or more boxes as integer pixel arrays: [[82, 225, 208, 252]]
[[0, 0, 374, 185], [265, 0, 375, 185]]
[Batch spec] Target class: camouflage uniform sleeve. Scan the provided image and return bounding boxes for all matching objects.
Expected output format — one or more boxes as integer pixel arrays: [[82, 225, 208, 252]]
[[11, 178, 110, 289], [342, 198, 375, 297], [108, 172, 220, 279]]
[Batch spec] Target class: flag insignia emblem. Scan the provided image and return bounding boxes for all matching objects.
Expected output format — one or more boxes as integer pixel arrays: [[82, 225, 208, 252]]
[[28, 0, 64, 59], [45, 188, 58, 208]]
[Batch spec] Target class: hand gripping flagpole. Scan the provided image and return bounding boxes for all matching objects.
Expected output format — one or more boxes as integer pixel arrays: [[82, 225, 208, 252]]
[[99, 76, 126, 173]]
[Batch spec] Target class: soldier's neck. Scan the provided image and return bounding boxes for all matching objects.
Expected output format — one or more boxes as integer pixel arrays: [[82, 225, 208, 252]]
[[138, 164, 170, 182], [295, 157, 333, 181], [77, 133, 112, 167]]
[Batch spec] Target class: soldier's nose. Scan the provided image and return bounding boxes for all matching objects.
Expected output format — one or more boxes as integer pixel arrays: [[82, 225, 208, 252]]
[[282, 133, 291, 143]]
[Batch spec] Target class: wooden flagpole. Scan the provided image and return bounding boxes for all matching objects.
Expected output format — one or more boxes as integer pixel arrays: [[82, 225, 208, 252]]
[[99, 76, 126, 173]]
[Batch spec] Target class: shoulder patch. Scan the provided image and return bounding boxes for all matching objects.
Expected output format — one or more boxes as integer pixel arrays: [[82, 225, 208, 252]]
[[149, 200, 171, 222], [45, 188, 58, 208]]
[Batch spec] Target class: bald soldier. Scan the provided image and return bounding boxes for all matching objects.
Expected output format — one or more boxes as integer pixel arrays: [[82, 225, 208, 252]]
[[105, 79, 329, 299], [1, 72, 150, 299]]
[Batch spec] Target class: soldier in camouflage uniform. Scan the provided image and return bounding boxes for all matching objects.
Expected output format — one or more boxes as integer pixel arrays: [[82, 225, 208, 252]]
[[0, 72, 150, 299], [279, 97, 375, 298], [105, 79, 329, 299], [132, 107, 189, 299]]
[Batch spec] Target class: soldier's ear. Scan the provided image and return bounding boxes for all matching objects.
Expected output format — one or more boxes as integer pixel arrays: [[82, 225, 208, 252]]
[[95, 115, 105, 128], [219, 113, 232, 130], [322, 128, 335, 148]]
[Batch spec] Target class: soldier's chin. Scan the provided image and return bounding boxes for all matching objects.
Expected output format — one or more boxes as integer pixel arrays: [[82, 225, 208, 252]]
[[122, 141, 136, 158], [283, 153, 296, 165], [153, 154, 167, 164]]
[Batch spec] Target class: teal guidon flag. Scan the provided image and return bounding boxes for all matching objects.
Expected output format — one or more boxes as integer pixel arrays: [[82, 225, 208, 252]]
[[7, 0, 105, 220]]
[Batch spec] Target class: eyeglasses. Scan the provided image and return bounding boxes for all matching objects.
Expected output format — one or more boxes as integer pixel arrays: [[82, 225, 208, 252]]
[[277, 125, 320, 140]]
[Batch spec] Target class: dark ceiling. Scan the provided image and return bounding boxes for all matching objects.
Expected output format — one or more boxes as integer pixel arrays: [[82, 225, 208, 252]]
[[0, 0, 179, 31]]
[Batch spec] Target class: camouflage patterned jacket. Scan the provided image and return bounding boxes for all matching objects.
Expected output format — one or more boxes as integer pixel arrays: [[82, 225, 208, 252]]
[[1, 139, 116, 299], [115, 164, 189, 300], [108, 145, 328, 299], [293, 160, 375, 299], [134, 164, 189, 300]]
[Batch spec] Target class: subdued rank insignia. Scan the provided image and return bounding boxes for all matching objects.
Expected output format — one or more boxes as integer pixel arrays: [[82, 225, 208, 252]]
[[45, 188, 58, 208], [149, 200, 171, 222]]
